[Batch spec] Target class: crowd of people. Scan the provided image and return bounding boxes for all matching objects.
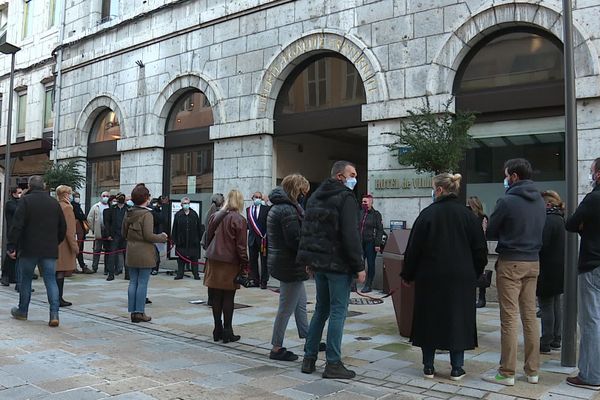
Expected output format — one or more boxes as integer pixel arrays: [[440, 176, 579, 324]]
[[1, 157, 599, 391]]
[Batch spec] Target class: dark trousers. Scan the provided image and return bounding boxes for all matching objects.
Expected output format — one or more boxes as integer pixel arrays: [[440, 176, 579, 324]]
[[248, 240, 268, 284], [77, 239, 86, 268], [92, 239, 108, 272], [1, 256, 17, 284], [362, 241, 377, 284], [107, 238, 126, 275], [422, 347, 464, 369], [176, 258, 199, 278]]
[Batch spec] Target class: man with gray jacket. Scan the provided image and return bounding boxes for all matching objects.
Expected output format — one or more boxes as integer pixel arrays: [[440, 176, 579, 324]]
[[484, 158, 546, 386], [87, 191, 110, 273]]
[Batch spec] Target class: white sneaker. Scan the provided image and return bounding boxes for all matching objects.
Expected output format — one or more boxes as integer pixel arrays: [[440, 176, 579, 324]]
[[527, 375, 539, 384], [482, 373, 515, 386]]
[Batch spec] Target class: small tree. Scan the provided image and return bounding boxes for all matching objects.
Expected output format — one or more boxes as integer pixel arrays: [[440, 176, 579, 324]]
[[43, 160, 86, 191], [386, 98, 476, 175]]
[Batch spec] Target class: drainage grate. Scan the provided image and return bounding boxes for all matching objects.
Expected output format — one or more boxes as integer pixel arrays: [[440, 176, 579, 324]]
[[347, 310, 364, 317], [355, 336, 372, 341], [349, 298, 384, 305]]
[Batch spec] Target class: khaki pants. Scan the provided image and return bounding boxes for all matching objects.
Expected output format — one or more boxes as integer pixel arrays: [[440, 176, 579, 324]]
[[496, 258, 540, 377]]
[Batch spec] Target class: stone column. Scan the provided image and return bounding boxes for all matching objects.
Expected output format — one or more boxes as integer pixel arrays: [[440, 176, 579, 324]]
[[213, 134, 273, 200]]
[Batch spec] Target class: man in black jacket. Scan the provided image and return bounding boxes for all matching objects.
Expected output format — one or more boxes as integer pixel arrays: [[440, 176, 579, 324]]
[[297, 160, 365, 380], [103, 193, 128, 281], [8, 176, 66, 327], [246, 191, 269, 289], [1, 187, 23, 286], [564, 157, 600, 391], [171, 197, 203, 280], [484, 159, 545, 386], [358, 194, 384, 293]]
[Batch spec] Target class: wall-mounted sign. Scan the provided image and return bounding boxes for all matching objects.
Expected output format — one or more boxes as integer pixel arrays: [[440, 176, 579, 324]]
[[368, 170, 433, 198]]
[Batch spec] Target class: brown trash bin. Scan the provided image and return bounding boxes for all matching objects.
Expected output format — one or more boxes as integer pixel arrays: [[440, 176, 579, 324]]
[[383, 229, 414, 338]]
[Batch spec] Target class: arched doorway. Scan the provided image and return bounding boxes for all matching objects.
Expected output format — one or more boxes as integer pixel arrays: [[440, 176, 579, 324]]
[[86, 109, 121, 209], [274, 54, 367, 194], [163, 89, 214, 220], [454, 28, 565, 211]]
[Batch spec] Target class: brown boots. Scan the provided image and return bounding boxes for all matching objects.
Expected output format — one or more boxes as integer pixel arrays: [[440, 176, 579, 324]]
[[131, 313, 151, 323]]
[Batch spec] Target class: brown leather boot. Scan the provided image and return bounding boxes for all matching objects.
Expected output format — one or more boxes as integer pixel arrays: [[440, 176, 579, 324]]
[[137, 313, 152, 322]]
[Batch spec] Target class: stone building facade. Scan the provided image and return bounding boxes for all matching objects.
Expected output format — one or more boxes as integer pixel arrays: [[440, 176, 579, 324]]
[[2, 0, 600, 227]]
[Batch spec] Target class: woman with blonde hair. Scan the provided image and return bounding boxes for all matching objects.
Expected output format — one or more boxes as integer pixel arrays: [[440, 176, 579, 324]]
[[267, 174, 312, 361], [538, 190, 566, 353], [55, 185, 79, 307], [204, 189, 249, 343], [401, 173, 488, 381]]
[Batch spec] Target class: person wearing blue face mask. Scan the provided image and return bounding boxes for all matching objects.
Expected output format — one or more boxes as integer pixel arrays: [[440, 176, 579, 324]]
[[246, 191, 270, 289], [171, 197, 203, 280], [297, 160, 365, 379]]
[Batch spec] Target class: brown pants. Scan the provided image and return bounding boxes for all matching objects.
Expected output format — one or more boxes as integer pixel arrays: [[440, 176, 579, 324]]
[[496, 258, 540, 377]]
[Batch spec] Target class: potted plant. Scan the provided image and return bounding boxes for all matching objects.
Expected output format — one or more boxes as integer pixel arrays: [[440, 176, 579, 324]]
[[43, 160, 86, 193]]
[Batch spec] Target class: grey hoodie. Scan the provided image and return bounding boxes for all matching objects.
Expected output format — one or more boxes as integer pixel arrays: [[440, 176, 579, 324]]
[[486, 180, 546, 261]]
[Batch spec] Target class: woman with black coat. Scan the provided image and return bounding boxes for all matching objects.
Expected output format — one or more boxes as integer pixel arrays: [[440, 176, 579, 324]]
[[268, 174, 311, 361], [401, 173, 488, 381], [467, 196, 491, 308], [538, 190, 565, 354]]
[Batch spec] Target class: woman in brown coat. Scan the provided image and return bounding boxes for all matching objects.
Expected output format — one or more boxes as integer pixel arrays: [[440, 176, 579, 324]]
[[204, 189, 249, 343], [56, 185, 79, 307], [123, 184, 168, 323]]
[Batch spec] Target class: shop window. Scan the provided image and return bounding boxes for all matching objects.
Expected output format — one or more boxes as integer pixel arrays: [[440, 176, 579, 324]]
[[88, 158, 121, 205], [277, 55, 366, 114], [90, 110, 121, 142], [168, 147, 213, 195], [100, 0, 118, 24], [16, 92, 27, 136], [43, 87, 54, 130], [167, 91, 213, 131]]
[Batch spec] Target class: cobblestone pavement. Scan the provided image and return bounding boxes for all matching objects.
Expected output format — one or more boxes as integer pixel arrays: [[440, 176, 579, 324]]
[[0, 263, 598, 400]]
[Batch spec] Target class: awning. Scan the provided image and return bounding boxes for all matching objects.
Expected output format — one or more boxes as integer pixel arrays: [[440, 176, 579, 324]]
[[0, 138, 52, 159]]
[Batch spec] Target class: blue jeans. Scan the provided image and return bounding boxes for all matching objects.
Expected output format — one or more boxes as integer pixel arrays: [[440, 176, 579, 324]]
[[422, 347, 464, 369], [128, 268, 152, 313], [304, 272, 352, 363], [578, 268, 600, 384], [18, 257, 59, 315], [362, 242, 377, 283]]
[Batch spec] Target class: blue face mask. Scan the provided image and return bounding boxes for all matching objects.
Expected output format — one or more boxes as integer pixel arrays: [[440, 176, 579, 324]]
[[253, 198, 262, 206], [503, 178, 510, 190], [182, 203, 190, 210], [126, 200, 134, 207], [68, 194, 74, 202], [344, 177, 357, 190], [431, 190, 436, 202]]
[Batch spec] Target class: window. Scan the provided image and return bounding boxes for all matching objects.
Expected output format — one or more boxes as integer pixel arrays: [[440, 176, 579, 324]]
[[90, 110, 121, 142], [49, 0, 62, 27], [89, 158, 121, 205], [43, 87, 54, 130], [100, 0, 118, 23], [167, 91, 213, 131], [277, 56, 366, 114], [16, 92, 27, 136], [168, 147, 213, 195], [22, 0, 34, 39]]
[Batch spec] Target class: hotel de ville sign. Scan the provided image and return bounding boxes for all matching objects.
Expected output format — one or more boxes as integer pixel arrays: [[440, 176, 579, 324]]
[[368, 171, 433, 198]]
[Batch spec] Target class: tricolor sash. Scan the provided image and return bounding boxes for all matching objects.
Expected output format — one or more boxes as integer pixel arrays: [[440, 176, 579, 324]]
[[247, 207, 267, 255]]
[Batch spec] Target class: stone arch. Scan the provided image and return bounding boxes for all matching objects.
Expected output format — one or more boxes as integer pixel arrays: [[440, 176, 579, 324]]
[[255, 30, 388, 120], [151, 73, 225, 135], [426, 2, 600, 96], [75, 94, 127, 153]]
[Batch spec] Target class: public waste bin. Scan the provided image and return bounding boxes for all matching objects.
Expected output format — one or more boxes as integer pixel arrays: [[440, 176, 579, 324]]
[[382, 229, 414, 338]]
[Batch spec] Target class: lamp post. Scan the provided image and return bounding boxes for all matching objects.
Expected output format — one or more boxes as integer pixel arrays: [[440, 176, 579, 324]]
[[0, 33, 21, 258]]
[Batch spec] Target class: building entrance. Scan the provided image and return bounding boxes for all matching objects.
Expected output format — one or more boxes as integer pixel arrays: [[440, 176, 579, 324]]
[[273, 54, 367, 195]]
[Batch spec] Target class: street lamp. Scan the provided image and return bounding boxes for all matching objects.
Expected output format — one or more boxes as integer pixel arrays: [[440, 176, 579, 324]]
[[0, 29, 21, 259]]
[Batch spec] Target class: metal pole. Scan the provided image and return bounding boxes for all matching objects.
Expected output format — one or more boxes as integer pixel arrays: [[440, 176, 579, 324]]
[[562, 0, 578, 368], [1, 52, 17, 257]]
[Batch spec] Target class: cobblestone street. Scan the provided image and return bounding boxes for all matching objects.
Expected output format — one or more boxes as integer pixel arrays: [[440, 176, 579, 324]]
[[0, 268, 597, 400]]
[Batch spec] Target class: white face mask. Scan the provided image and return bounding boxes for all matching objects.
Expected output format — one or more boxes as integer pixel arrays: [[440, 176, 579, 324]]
[[74, 198, 81, 204], [344, 177, 357, 190]]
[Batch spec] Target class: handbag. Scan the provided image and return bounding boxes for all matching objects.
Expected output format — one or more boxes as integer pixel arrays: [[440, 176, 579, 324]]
[[477, 269, 493, 288], [81, 220, 90, 235]]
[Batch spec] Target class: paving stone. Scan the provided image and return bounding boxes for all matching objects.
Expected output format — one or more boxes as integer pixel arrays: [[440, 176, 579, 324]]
[[274, 387, 317, 400], [39, 387, 107, 400], [0, 384, 49, 400], [293, 380, 349, 396]]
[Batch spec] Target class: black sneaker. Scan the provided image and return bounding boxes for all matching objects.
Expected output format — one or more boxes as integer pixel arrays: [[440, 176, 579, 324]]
[[106, 274, 115, 281], [423, 366, 435, 379], [269, 348, 298, 361], [323, 361, 356, 379], [540, 344, 552, 354], [550, 341, 561, 350], [10, 307, 27, 321], [301, 357, 316, 374], [450, 367, 466, 381]]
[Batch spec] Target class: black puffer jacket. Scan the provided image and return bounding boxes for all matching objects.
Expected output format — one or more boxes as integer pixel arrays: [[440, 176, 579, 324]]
[[267, 187, 307, 283], [358, 207, 384, 246], [537, 208, 565, 297], [297, 178, 364, 275]]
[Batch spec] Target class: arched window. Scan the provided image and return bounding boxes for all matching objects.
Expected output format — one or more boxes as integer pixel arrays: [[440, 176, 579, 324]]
[[454, 29, 565, 213], [87, 109, 121, 208], [164, 90, 214, 218], [455, 29, 564, 117]]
